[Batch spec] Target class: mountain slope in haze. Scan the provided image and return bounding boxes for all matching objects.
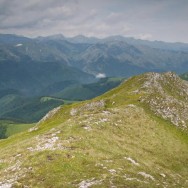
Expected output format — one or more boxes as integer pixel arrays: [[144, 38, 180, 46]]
[[0, 78, 123, 123], [102, 35, 188, 52], [41, 34, 188, 52], [0, 72, 188, 187], [37, 34, 188, 75], [0, 97, 64, 123], [1, 33, 188, 87], [0, 59, 94, 96], [0, 93, 65, 123], [53, 77, 124, 100], [0, 34, 95, 96], [74, 41, 188, 76]]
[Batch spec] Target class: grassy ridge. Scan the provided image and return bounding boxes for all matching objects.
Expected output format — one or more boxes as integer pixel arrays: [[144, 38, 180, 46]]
[[0, 73, 187, 187]]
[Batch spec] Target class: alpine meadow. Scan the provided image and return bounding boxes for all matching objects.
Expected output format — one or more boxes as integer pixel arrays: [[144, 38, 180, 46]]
[[0, 0, 188, 188]]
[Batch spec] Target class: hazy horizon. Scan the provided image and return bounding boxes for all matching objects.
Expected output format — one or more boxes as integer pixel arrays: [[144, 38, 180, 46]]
[[2, 32, 188, 44], [0, 0, 188, 43]]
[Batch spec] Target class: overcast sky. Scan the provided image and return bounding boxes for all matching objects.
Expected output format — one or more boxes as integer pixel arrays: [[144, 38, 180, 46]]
[[0, 0, 188, 42]]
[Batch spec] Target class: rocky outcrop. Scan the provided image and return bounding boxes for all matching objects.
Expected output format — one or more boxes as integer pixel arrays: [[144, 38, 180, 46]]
[[70, 100, 105, 116], [140, 72, 188, 129]]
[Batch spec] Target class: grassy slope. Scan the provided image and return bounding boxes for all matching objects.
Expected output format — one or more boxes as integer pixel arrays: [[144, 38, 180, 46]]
[[0, 78, 122, 123], [55, 77, 124, 100], [0, 120, 34, 138], [0, 73, 188, 187], [0, 96, 65, 123], [6, 122, 34, 137]]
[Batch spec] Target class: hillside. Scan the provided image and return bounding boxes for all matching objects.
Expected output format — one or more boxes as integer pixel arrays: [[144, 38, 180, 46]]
[[54, 77, 124, 100], [1, 34, 188, 89], [0, 72, 188, 187], [0, 78, 123, 123], [0, 120, 34, 139], [0, 94, 65, 123], [0, 59, 94, 96]]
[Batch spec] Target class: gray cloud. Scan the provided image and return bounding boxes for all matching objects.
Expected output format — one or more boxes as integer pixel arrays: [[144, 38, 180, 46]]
[[0, 0, 188, 42]]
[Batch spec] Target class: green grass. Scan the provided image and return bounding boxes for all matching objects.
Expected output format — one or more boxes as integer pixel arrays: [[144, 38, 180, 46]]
[[1, 102, 187, 187], [0, 120, 35, 138], [6, 122, 34, 137], [0, 96, 65, 123], [0, 73, 188, 187]]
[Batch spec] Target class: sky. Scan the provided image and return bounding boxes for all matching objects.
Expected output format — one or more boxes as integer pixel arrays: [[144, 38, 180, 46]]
[[0, 0, 188, 42]]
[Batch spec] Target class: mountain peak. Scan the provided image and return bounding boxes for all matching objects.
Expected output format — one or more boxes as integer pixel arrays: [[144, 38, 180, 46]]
[[37, 34, 65, 40], [140, 72, 178, 89], [136, 72, 188, 129]]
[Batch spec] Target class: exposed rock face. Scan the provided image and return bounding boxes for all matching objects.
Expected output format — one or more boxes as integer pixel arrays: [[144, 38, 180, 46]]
[[140, 72, 188, 129]]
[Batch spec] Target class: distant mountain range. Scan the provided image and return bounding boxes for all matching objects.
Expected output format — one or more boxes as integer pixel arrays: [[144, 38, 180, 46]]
[[1, 34, 188, 86], [1, 33, 188, 122], [1, 34, 188, 187]]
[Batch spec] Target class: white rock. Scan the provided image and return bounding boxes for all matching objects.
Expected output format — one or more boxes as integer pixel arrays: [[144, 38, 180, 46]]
[[160, 173, 166, 178], [0, 183, 12, 188], [109, 169, 116, 174], [138, 172, 155, 181], [124, 157, 140, 166], [28, 126, 38, 132], [78, 178, 101, 188]]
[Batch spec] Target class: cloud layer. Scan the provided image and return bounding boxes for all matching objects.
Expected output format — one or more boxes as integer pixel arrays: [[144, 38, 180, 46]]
[[0, 0, 188, 42]]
